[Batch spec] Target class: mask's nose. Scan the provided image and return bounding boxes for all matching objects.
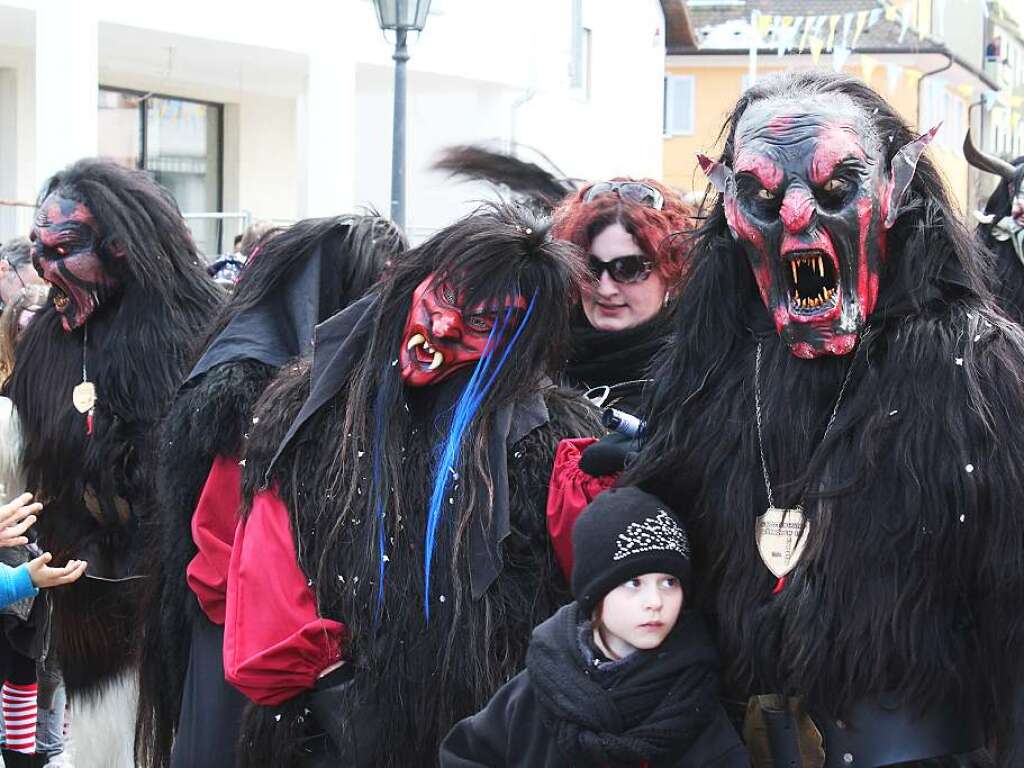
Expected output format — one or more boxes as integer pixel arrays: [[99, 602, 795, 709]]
[[780, 186, 816, 234], [431, 308, 463, 341]]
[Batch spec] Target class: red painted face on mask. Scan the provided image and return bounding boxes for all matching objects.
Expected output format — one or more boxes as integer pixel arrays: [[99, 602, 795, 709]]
[[399, 274, 526, 387], [30, 192, 120, 333], [699, 94, 934, 359]]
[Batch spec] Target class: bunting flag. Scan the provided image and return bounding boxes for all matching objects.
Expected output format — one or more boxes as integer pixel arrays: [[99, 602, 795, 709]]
[[917, 0, 927, 40], [956, 83, 974, 99], [884, 3, 898, 22], [809, 35, 825, 64], [827, 14, 841, 50], [757, 11, 773, 39], [841, 12, 854, 48], [885, 62, 904, 95], [861, 53, 879, 84], [868, 8, 882, 27], [904, 67, 924, 89], [982, 91, 998, 111], [899, 1, 912, 43], [777, 16, 795, 56], [852, 10, 869, 48], [812, 14, 828, 41], [798, 16, 812, 52], [833, 45, 852, 73]]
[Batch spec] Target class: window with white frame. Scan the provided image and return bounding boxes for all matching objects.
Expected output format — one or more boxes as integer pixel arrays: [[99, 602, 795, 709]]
[[664, 75, 695, 136]]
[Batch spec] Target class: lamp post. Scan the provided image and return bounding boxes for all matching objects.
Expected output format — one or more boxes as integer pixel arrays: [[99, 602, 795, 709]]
[[372, 0, 432, 232]]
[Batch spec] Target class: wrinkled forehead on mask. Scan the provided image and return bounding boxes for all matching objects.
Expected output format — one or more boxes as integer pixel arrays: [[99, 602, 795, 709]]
[[33, 188, 97, 235], [733, 92, 885, 175]]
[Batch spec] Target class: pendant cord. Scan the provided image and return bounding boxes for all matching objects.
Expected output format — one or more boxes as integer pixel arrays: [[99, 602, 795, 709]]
[[754, 332, 867, 509], [81, 323, 88, 383]]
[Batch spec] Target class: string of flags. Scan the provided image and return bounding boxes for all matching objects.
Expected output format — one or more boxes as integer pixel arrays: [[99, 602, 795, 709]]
[[745, 0, 1024, 154]]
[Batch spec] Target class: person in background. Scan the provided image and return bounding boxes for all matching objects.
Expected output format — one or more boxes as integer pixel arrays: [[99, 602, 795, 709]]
[[0, 241, 44, 314], [440, 487, 747, 767], [550, 179, 693, 418], [0, 286, 75, 768]]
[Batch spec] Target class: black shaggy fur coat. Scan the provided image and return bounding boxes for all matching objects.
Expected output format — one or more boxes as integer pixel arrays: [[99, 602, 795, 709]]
[[631, 298, 1024, 767], [4, 288, 217, 695], [137, 359, 276, 766], [236, 361, 602, 768]]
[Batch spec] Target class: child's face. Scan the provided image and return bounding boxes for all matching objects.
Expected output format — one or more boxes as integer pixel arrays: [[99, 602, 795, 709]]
[[598, 573, 683, 656]]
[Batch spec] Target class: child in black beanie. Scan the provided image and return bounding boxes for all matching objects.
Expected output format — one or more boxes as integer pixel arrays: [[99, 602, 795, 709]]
[[440, 487, 748, 767]]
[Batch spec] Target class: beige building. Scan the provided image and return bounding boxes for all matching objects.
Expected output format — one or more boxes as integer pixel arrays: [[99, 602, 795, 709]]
[[664, 0, 1014, 213]]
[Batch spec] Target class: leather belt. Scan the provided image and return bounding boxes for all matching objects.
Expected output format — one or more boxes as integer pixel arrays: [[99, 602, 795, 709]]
[[812, 693, 985, 767], [745, 693, 985, 768]]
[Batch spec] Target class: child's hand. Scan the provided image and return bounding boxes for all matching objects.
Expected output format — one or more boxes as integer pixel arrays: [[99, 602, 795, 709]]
[[26, 553, 87, 589], [0, 493, 41, 548]]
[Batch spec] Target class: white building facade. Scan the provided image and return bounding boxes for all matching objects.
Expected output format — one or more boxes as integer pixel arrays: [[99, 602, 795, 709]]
[[0, 0, 668, 253]]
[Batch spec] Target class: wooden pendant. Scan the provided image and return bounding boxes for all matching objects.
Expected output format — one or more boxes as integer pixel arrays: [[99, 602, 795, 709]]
[[72, 381, 97, 414], [755, 506, 810, 579]]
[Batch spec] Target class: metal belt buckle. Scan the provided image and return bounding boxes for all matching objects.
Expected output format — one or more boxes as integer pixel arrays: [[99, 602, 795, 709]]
[[743, 695, 825, 768]]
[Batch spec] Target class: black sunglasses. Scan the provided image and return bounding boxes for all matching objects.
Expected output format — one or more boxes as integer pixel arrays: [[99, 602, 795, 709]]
[[582, 181, 665, 210], [587, 254, 653, 284]]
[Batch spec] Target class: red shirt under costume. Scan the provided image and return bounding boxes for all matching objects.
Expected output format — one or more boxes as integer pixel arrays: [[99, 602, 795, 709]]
[[186, 455, 243, 625], [220, 436, 607, 708], [223, 487, 345, 706]]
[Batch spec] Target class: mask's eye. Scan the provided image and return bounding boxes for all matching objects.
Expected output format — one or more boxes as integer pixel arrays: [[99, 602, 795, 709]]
[[822, 178, 847, 194], [441, 282, 457, 305], [465, 315, 493, 333], [756, 188, 776, 201]]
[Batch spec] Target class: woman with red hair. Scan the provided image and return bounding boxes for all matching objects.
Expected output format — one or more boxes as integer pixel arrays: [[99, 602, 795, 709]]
[[551, 178, 693, 417], [545, 180, 695, 575]]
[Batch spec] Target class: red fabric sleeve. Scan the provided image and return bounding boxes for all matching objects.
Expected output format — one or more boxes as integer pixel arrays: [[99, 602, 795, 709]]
[[546, 438, 617, 579], [223, 488, 346, 706], [186, 454, 243, 625]]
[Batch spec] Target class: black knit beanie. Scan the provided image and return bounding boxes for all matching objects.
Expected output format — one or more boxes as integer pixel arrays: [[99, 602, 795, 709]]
[[571, 486, 692, 614]]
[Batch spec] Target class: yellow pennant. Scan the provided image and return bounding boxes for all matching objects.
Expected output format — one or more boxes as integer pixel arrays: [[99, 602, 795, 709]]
[[827, 14, 841, 49], [851, 10, 869, 47]]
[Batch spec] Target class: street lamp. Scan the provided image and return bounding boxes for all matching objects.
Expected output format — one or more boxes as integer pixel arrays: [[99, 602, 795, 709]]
[[372, 0, 432, 232]]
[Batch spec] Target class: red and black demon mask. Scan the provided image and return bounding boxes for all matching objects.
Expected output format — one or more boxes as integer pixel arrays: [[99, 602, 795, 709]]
[[30, 192, 121, 332], [399, 273, 526, 387], [699, 94, 935, 359]]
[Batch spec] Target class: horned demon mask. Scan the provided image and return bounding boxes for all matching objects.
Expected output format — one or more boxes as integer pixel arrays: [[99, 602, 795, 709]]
[[700, 93, 935, 359], [30, 191, 121, 332], [965, 129, 1024, 263]]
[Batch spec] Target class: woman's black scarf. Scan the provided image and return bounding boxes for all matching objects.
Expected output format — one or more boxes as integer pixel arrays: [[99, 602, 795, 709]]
[[564, 308, 672, 409], [527, 602, 718, 767]]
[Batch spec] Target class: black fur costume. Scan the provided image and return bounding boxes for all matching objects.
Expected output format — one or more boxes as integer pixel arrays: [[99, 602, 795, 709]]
[[3, 160, 220, 696], [236, 205, 602, 767], [624, 73, 1024, 766], [135, 215, 406, 768]]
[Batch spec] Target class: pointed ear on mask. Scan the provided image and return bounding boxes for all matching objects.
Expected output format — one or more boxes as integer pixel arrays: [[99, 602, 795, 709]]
[[884, 124, 940, 229], [697, 153, 734, 195]]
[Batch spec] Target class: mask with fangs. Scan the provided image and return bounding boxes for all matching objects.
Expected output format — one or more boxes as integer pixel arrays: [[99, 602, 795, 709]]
[[699, 94, 936, 359], [30, 191, 122, 332], [398, 273, 527, 387]]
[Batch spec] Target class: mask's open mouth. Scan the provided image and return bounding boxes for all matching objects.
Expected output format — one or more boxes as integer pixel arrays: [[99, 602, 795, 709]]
[[784, 250, 839, 317], [47, 283, 70, 313], [406, 331, 445, 372]]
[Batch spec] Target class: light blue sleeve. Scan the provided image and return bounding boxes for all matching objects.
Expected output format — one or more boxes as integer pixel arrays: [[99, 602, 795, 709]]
[[0, 563, 38, 609]]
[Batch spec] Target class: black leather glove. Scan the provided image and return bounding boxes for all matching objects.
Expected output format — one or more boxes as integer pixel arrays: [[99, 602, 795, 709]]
[[307, 666, 382, 768], [579, 431, 640, 477]]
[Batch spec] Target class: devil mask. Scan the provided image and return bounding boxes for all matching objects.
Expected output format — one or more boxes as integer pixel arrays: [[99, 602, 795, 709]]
[[700, 93, 935, 359], [31, 192, 121, 332], [399, 273, 526, 387]]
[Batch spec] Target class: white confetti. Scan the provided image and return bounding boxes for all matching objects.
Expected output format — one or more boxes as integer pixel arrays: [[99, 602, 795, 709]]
[[974, 334, 981, 342], [274, 714, 281, 722], [383, 555, 390, 563], [391, 359, 398, 366], [955, 357, 964, 366], [888, 410, 898, 416], [965, 464, 974, 473], [239, 459, 247, 467], [439, 595, 446, 603], [358, 451, 365, 458], [449, 497, 454, 504], [959, 514, 966, 523], [252, 417, 260, 424]]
